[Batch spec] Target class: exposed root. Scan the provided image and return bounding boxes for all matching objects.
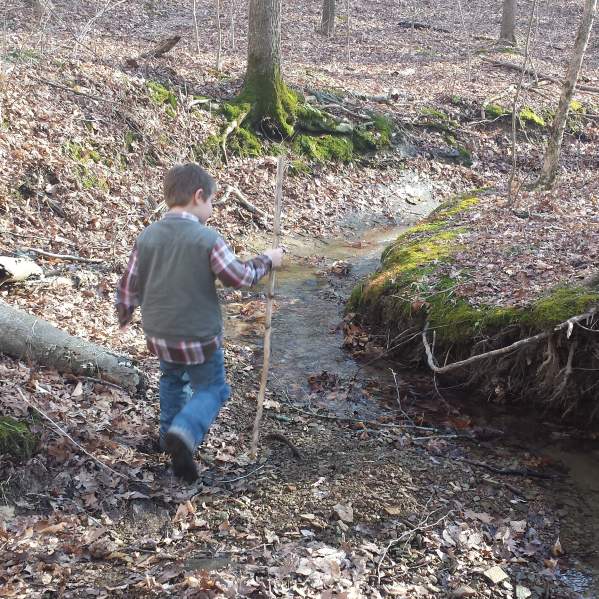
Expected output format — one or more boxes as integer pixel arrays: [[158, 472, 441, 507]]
[[549, 339, 577, 408], [221, 107, 251, 164], [537, 334, 559, 379]]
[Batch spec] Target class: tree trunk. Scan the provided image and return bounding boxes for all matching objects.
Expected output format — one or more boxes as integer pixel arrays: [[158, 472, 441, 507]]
[[500, 0, 516, 44], [537, 0, 597, 188], [239, 0, 295, 138], [0, 301, 144, 393], [321, 0, 336, 36]]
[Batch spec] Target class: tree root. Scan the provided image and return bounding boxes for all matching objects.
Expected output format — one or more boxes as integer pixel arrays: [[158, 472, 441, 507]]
[[419, 310, 599, 419], [221, 107, 250, 164]]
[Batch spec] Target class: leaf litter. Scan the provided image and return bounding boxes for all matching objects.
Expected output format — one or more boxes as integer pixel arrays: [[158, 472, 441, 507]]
[[0, 0, 598, 596]]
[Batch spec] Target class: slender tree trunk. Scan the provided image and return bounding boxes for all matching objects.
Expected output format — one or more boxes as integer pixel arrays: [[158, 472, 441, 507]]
[[321, 0, 336, 36], [215, 0, 223, 71], [537, 0, 597, 188], [500, 0, 516, 44], [240, 0, 295, 137]]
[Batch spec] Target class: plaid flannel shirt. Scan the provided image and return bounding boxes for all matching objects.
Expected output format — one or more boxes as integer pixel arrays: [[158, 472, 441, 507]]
[[116, 212, 271, 364]]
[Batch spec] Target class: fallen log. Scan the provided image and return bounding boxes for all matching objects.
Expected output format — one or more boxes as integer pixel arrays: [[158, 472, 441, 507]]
[[0, 301, 144, 394]]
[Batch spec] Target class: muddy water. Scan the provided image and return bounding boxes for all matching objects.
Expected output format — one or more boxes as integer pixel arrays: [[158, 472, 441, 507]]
[[224, 175, 599, 596]]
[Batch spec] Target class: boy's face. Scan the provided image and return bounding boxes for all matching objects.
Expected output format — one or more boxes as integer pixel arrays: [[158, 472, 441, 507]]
[[191, 188, 213, 223]]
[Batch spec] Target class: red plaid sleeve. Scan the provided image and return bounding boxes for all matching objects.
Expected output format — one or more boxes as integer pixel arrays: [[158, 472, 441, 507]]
[[115, 244, 140, 328], [210, 237, 271, 288]]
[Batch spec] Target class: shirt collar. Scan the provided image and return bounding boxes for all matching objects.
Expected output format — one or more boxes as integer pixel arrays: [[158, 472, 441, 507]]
[[163, 211, 199, 222]]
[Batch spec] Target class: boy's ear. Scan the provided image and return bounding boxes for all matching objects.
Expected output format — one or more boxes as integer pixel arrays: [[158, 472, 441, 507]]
[[194, 188, 205, 203]]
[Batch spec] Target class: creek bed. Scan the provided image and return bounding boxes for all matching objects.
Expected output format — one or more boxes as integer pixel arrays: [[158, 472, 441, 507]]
[[223, 175, 599, 596]]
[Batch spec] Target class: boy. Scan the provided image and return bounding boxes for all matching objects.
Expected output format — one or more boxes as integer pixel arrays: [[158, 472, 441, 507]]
[[116, 164, 283, 482]]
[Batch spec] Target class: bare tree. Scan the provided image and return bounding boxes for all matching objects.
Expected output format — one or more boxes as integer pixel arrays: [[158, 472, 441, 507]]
[[192, 0, 201, 55], [215, 0, 223, 71], [537, 0, 597, 188], [500, 0, 516, 44], [321, 0, 336, 36], [239, 0, 295, 137]]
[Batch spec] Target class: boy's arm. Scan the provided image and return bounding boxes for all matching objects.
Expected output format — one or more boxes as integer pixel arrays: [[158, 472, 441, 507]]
[[115, 244, 140, 328], [210, 237, 273, 288]]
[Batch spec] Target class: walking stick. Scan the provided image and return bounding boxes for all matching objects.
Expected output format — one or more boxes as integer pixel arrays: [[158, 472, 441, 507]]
[[250, 156, 284, 459]]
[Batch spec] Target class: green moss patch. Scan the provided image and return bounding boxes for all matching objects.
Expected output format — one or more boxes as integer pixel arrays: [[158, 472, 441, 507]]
[[228, 127, 263, 158], [420, 107, 458, 132], [147, 81, 177, 118], [519, 106, 545, 127], [485, 103, 510, 120], [349, 192, 599, 348], [0, 417, 38, 460], [293, 134, 353, 162]]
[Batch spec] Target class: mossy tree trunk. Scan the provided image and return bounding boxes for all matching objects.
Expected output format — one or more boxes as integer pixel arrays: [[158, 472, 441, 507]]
[[500, 0, 516, 44], [537, 0, 597, 189], [321, 0, 336, 36], [239, 0, 296, 138]]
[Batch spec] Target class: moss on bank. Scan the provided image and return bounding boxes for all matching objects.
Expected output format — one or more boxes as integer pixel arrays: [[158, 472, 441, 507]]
[[349, 192, 599, 346]]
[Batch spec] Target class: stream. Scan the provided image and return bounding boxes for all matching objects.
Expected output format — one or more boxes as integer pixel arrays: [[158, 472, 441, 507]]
[[224, 173, 599, 597]]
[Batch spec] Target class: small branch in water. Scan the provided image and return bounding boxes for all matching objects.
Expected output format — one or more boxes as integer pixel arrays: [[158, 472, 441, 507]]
[[457, 456, 559, 479]]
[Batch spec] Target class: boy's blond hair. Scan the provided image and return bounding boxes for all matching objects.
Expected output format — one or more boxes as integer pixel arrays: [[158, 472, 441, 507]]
[[163, 164, 216, 208]]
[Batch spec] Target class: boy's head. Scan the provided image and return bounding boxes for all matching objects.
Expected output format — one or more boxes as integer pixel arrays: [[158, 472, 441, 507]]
[[164, 164, 217, 223]]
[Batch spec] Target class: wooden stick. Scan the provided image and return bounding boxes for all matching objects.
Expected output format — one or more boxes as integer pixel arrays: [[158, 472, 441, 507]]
[[26, 248, 103, 264], [250, 157, 284, 459], [214, 185, 268, 220]]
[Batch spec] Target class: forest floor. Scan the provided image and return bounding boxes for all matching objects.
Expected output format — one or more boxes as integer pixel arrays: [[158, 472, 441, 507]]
[[1, 0, 599, 597]]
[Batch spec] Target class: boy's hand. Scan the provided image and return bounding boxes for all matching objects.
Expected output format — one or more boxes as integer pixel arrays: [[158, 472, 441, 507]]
[[264, 248, 283, 269]]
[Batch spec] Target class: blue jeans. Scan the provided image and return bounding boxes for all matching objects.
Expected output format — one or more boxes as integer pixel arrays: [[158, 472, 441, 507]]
[[159, 349, 231, 452]]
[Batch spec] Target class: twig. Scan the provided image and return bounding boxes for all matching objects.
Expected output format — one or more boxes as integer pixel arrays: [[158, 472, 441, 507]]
[[264, 432, 302, 460], [457, 456, 558, 479], [250, 157, 284, 459], [214, 186, 268, 220], [216, 464, 267, 484], [25, 248, 103, 264], [421, 311, 596, 375], [376, 510, 451, 584], [277, 395, 434, 431], [345, 0, 350, 63], [215, 0, 223, 71], [16, 387, 130, 481]]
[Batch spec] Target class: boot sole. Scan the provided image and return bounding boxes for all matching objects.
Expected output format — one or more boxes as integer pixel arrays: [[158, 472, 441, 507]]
[[164, 432, 198, 483]]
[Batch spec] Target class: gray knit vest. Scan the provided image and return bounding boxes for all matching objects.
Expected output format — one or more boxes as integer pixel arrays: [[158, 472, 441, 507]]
[[136, 216, 221, 342]]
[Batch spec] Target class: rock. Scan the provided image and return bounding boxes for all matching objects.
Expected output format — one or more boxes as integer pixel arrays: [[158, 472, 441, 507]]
[[332, 503, 354, 524], [516, 585, 532, 599], [483, 566, 509, 584]]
